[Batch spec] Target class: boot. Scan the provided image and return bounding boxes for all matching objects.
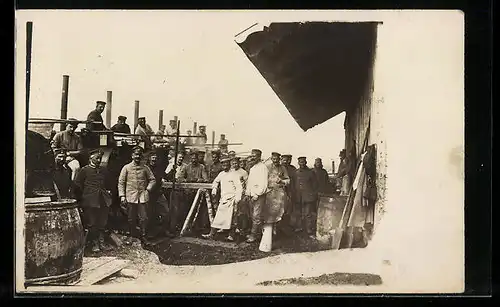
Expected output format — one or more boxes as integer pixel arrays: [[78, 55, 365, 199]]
[[202, 228, 217, 240], [246, 233, 257, 243], [226, 229, 236, 242], [99, 232, 113, 251], [91, 240, 100, 253]]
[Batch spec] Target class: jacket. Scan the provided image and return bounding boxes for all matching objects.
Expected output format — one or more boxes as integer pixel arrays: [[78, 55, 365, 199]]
[[73, 165, 112, 208], [118, 161, 156, 204], [294, 167, 319, 203]]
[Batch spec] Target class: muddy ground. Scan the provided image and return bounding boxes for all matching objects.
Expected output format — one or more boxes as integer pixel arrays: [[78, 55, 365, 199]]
[[146, 231, 329, 265]]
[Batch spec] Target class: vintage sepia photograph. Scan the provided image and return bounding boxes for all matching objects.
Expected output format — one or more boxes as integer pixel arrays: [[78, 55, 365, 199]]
[[14, 10, 465, 294]]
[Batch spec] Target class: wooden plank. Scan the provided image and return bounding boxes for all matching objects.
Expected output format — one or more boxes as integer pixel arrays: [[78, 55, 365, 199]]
[[82, 257, 116, 269], [204, 190, 215, 224], [25, 197, 52, 204], [171, 237, 239, 249], [180, 189, 202, 236], [162, 182, 213, 190], [76, 259, 130, 286]]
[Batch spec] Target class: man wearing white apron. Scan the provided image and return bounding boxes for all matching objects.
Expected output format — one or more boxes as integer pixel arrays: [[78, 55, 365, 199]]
[[202, 156, 243, 242]]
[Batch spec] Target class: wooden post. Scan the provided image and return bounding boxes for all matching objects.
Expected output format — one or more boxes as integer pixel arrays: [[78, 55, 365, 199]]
[[105, 91, 112, 128], [173, 116, 178, 129], [25, 21, 33, 131], [134, 100, 140, 131], [158, 110, 164, 130], [193, 122, 197, 135], [170, 120, 181, 208], [60, 75, 69, 131]]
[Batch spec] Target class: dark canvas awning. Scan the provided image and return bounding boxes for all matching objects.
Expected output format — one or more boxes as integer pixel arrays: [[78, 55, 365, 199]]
[[235, 22, 378, 131]]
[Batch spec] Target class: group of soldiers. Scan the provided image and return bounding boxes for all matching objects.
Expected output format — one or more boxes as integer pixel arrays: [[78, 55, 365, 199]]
[[154, 147, 334, 245], [48, 99, 342, 254]]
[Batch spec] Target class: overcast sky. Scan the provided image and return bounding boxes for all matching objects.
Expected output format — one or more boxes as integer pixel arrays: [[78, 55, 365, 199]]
[[15, 10, 347, 171]]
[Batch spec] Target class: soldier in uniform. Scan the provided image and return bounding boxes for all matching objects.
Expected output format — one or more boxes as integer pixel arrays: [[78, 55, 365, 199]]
[[195, 125, 208, 146], [50, 118, 83, 181], [281, 154, 298, 229], [111, 116, 131, 134], [294, 157, 319, 238], [196, 149, 206, 166], [52, 148, 73, 199], [118, 146, 156, 243], [218, 134, 229, 154], [86, 101, 108, 131], [244, 149, 269, 243], [208, 149, 223, 182], [146, 151, 173, 238], [134, 117, 155, 151], [73, 149, 114, 253], [265, 152, 290, 237]]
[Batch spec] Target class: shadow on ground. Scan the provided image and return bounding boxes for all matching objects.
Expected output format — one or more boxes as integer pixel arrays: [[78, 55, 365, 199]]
[[257, 273, 383, 286]]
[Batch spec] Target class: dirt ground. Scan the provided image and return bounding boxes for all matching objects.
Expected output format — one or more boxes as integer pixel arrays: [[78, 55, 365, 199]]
[[146, 231, 328, 266]]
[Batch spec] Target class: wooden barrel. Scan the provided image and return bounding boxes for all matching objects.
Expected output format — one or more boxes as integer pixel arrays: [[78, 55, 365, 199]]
[[24, 199, 85, 286]]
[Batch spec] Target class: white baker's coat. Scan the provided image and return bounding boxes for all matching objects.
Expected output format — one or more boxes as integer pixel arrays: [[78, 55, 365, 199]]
[[210, 170, 243, 229]]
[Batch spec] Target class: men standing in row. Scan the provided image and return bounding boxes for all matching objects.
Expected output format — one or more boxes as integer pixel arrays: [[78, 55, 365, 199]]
[[264, 152, 290, 236], [244, 149, 269, 243], [50, 118, 83, 180], [295, 157, 319, 238], [118, 146, 156, 243], [111, 116, 131, 134], [202, 156, 243, 242], [86, 101, 108, 131], [74, 149, 113, 253]]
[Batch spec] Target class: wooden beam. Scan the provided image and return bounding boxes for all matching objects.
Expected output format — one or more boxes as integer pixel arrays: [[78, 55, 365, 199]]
[[133, 100, 140, 131], [105, 91, 112, 128], [60, 75, 69, 131], [162, 182, 213, 190], [25, 21, 33, 131], [158, 110, 164, 130]]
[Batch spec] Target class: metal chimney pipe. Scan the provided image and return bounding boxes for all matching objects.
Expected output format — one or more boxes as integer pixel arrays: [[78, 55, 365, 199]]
[[193, 122, 197, 135], [173, 116, 178, 129], [60, 75, 69, 131], [134, 100, 140, 131], [105, 91, 112, 128], [158, 110, 164, 130], [211, 130, 215, 148]]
